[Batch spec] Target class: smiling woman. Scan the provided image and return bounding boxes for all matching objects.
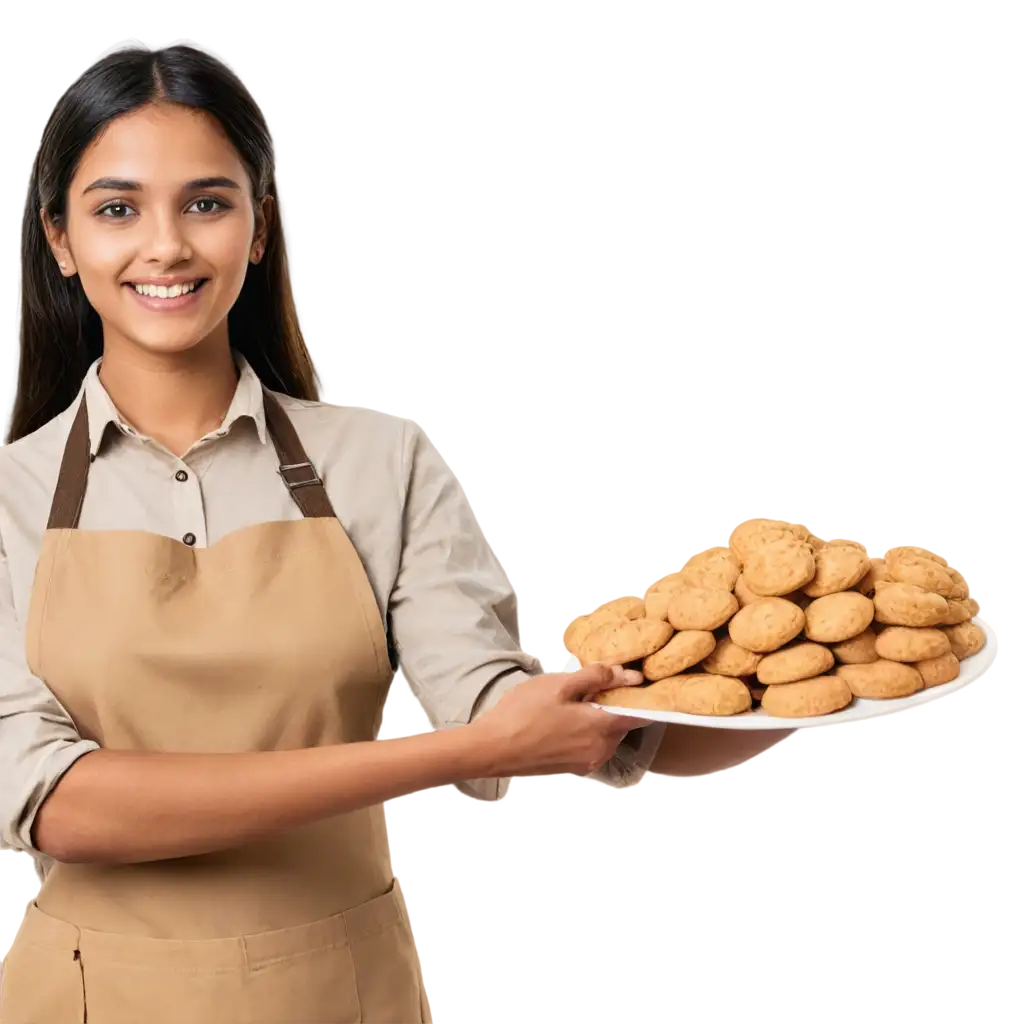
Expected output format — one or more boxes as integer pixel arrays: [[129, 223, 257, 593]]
[[0, 42, 667, 1024], [9, 55, 314, 448]]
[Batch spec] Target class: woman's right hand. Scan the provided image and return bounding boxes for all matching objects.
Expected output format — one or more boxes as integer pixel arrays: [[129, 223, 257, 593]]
[[467, 662, 654, 778]]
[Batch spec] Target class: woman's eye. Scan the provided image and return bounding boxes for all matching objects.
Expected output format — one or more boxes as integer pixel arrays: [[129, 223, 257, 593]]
[[190, 197, 228, 214], [98, 203, 133, 219]]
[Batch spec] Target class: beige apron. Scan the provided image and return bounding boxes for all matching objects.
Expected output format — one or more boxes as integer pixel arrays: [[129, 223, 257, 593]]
[[0, 388, 433, 1023]]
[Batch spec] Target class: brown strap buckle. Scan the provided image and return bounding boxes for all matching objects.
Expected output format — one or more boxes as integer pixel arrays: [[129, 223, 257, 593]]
[[278, 460, 322, 490]]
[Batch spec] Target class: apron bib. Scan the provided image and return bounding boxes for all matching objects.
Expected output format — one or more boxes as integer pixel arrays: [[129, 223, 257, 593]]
[[0, 389, 432, 1023]]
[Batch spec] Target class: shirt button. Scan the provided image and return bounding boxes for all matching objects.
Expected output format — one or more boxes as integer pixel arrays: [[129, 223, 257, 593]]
[[175, 469, 189, 482], [182, 532, 197, 546]]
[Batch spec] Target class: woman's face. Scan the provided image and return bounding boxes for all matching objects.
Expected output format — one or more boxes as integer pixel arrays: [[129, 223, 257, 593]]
[[43, 101, 270, 359]]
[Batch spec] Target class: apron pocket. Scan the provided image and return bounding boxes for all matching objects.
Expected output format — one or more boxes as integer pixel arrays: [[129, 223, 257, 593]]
[[79, 919, 362, 1024], [0, 941, 86, 1024], [348, 879, 427, 1024]]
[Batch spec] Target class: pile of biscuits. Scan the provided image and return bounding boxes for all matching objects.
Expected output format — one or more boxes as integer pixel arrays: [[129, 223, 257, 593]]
[[562, 518, 986, 718]]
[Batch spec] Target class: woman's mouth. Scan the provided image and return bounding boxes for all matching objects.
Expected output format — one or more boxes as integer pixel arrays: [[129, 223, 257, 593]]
[[123, 278, 209, 312]]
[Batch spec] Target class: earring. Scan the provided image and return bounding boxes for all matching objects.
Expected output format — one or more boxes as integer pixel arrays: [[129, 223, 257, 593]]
[[59, 260, 67, 269]]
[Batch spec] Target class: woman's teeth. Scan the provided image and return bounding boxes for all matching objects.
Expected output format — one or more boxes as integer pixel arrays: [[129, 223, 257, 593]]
[[131, 280, 203, 298]]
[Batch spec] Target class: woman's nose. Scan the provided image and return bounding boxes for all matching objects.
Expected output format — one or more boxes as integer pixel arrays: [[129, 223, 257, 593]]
[[140, 210, 192, 263]]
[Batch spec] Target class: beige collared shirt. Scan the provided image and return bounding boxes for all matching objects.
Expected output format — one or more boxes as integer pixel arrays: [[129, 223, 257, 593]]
[[0, 350, 665, 874]]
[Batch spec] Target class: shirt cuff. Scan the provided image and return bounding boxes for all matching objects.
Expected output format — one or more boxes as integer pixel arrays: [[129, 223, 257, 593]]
[[3, 737, 101, 856]]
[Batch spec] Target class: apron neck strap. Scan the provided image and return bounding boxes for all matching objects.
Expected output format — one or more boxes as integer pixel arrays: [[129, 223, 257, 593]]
[[47, 387, 337, 530]]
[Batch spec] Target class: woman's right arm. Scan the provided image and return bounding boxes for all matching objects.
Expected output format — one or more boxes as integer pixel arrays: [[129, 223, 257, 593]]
[[32, 661, 647, 865]]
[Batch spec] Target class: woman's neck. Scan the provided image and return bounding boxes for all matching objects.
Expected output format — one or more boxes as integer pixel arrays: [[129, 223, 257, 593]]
[[97, 339, 240, 459]]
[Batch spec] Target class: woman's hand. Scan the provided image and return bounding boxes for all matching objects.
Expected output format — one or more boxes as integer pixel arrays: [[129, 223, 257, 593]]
[[467, 662, 653, 779]]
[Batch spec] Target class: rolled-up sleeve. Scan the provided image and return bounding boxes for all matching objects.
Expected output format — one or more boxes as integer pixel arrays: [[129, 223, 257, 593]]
[[388, 420, 666, 800], [0, 531, 100, 856]]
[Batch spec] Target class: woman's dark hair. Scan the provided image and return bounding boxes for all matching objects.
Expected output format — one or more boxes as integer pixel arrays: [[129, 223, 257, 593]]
[[6, 43, 320, 444]]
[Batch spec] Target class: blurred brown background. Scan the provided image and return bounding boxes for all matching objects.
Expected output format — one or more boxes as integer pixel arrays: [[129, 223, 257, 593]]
[[2, 16, 1024, 1024]]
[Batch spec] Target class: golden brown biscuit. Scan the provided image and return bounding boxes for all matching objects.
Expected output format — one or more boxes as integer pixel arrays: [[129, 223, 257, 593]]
[[666, 587, 739, 631], [940, 621, 986, 660], [825, 539, 868, 552], [761, 675, 853, 717], [592, 679, 677, 711], [836, 660, 924, 698], [887, 555, 955, 597], [916, 651, 960, 688], [734, 573, 765, 608], [580, 618, 674, 666], [729, 520, 815, 569], [803, 592, 875, 643], [562, 607, 634, 656], [642, 629, 717, 681], [645, 588, 684, 622], [939, 598, 973, 626], [683, 547, 736, 570], [947, 568, 970, 600], [756, 642, 835, 684], [804, 546, 872, 597], [674, 674, 752, 715], [856, 558, 891, 597], [591, 596, 647, 620], [965, 597, 980, 617], [744, 538, 816, 596], [874, 626, 951, 662], [702, 635, 763, 677], [884, 546, 948, 568], [873, 582, 948, 627], [831, 627, 879, 665], [729, 598, 806, 653], [677, 558, 742, 592]]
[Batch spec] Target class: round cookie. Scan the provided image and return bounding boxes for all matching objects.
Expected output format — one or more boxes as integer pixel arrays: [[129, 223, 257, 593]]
[[836, 660, 924, 698], [702, 635, 763, 677], [803, 592, 875, 643], [940, 621, 986, 660], [873, 582, 948, 627], [729, 520, 815, 569], [734, 573, 766, 608], [683, 547, 739, 571], [856, 558, 891, 597], [645, 588, 685, 622], [592, 678, 678, 712], [580, 618, 674, 666], [916, 651, 960, 688], [756, 642, 835, 684], [885, 545, 948, 568], [744, 538, 816, 597], [965, 597, 980, 617], [803, 545, 872, 598], [761, 675, 853, 718], [677, 558, 741, 592], [824, 539, 867, 551], [831, 627, 879, 665], [591, 596, 646, 620], [874, 626, 951, 663], [939, 598, 972, 626], [673, 673, 752, 716], [666, 587, 739, 631], [729, 598, 806, 653], [563, 605, 638, 656], [947, 568, 970, 600], [642, 630, 717, 681], [888, 555, 955, 597]]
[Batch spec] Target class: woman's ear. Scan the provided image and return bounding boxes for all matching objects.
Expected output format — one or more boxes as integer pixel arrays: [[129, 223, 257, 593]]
[[251, 194, 275, 263], [40, 207, 76, 275]]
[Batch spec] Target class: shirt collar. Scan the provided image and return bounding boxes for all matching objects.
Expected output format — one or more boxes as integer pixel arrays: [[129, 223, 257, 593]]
[[81, 348, 269, 457]]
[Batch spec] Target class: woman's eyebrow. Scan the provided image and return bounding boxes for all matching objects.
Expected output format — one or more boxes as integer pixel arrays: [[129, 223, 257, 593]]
[[81, 176, 242, 195]]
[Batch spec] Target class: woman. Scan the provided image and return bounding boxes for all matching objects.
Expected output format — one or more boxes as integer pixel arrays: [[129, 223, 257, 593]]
[[0, 44, 790, 1024]]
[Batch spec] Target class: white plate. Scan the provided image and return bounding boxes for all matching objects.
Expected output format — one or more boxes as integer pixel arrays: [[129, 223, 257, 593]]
[[563, 617, 998, 730]]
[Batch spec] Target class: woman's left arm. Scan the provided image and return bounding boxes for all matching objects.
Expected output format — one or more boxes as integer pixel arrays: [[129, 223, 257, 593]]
[[648, 723, 795, 776], [388, 419, 659, 796]]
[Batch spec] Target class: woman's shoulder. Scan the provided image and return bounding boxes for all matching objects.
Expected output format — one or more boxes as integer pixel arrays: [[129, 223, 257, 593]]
[[263, 389, 419, 481], [0, 403, 75, 486]]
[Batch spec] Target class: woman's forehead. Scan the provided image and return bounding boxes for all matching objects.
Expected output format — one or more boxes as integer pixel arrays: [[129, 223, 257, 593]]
[[73, 104, 243, 190]]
